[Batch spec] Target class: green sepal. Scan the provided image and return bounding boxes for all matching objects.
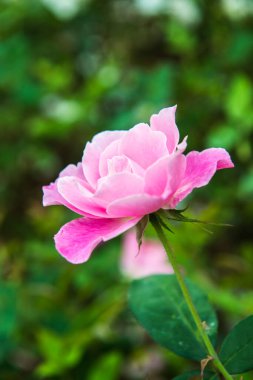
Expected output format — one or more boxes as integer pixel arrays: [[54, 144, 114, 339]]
[[156, 209, 232, 227], [150, 213, 174, 234], [135, 215, 149, 251]]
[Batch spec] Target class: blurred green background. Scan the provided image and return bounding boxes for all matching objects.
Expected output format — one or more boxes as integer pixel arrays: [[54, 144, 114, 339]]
[[1, 0, 253, 378]]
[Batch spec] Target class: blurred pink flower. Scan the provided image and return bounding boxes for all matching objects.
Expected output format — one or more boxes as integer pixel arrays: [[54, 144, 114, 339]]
[[121, 230, 173, 279], [42, 106, 234, 264]]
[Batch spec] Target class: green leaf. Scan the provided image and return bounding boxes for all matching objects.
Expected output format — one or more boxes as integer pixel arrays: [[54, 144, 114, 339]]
[[225, 75, 253, 123], [36, 329, 90, 377], [88, 352, 122, 380], [219, 315, 253, 374], [0, 281, 18, 361], [173, 370, 218, 380], [129, 274, 217, 361]]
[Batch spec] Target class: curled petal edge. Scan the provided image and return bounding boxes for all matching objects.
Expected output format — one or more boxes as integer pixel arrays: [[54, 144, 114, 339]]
[[54, 216, 141, 264]]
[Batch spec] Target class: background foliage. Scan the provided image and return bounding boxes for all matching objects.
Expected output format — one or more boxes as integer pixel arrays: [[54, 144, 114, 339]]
[[0, 0, 253, 378]]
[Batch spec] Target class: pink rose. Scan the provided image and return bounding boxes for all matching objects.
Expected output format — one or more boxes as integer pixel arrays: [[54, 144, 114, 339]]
[[43, 106, 234, 264], [121, 230, 173, 279]]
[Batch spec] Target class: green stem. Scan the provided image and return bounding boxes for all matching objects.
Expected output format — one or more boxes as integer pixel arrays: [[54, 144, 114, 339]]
[[150, 214, 233, 380]]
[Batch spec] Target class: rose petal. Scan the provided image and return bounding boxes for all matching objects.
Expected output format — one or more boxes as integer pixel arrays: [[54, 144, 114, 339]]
[[43, 182, 92, 216], [121, 230, 173, 278], [57, 176, 107, 217], [43, 183, 63, 207], [59, 163, 85, 179], [144, 154, 186, 197], [107, 156, 132, 175], [120, 123, 168, 169], [150, 106, 180, 153], [170, 148, 234, 207], [42, 162, 92, 210], [82, 131, 126, 189], [55, 216, 141, 264], [99, 140, 121, 177], [95, 172, 144, 206], [107, 194, 163, 217], [177, 135, 188, 153]]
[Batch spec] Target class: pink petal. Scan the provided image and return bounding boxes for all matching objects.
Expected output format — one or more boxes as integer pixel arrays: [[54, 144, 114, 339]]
[[43, 182, 91, 216], [177, 135, 188, 153], [107, 156, 132, 175], [107, 194, 163, 217], [54, 216, 141, 264], [98, 142, 145, 177], [98, 139, 121, 177], [57, 176, 108, 218], [120, 123, 168, 169], [43, 183, 63, 207], [59, 163, 85, 179], [94, 172, 145, 206], [82, 131, 125, 189], [42, 162, 93, 212], [150, 106, 180, 154], [121, 230, 173, 279], [144, 154, 186, 197], [170, 148, 234, 207]]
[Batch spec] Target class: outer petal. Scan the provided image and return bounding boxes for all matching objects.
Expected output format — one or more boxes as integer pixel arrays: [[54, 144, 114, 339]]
[[121, 230, 173, 279], [43, 183, 63, 207], [107, 194, 163, 217], [82, 131, 126, 189], [57, 176, 108, 217], [59, 163, 85, 180], [120, 123, 168, 169], [170, 148, 234, 207], [150, 106, 179, 153], [42, 162, 93, 214], [54, 216, 141, 264], [177, 135, 188, 153], [42, 182, 97, 217]]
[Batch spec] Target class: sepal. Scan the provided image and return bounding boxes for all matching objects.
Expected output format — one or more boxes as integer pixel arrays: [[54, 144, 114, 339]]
[[135, 215, 149, 252]]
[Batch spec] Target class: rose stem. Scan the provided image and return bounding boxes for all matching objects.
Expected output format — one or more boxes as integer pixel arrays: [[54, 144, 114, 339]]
[[150, 214, 233, 380]]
